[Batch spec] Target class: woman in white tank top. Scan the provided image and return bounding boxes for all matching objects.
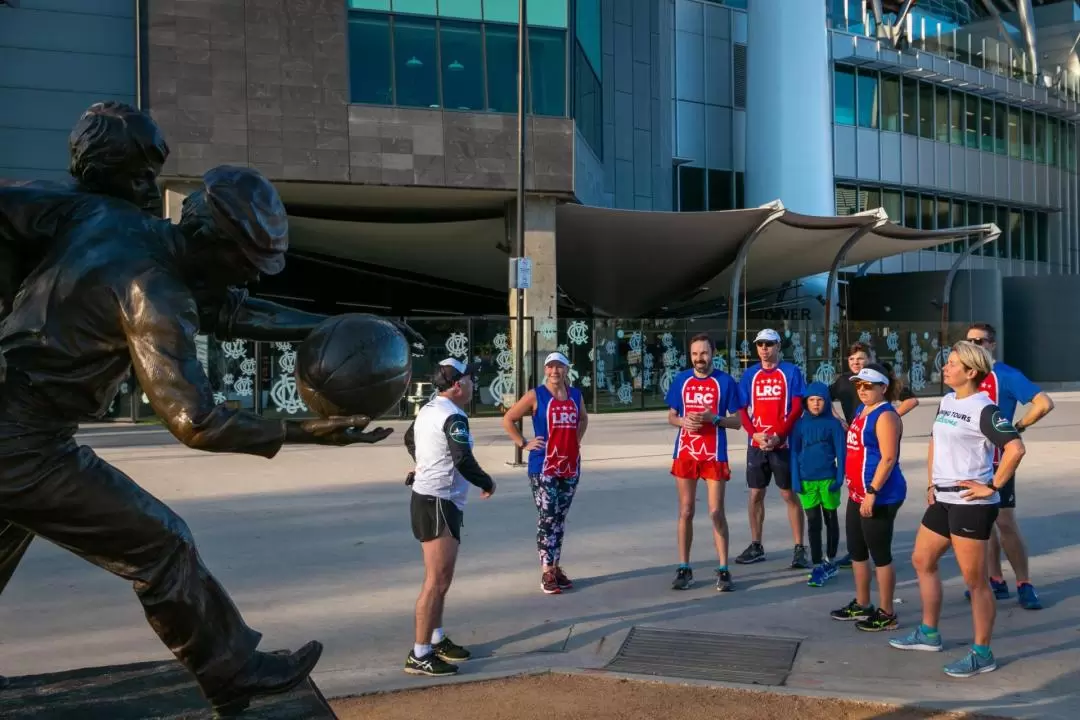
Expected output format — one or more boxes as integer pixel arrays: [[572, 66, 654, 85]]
[[888, 341, 1026, 679]]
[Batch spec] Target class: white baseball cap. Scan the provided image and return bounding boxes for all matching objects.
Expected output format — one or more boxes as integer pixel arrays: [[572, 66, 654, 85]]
[[544, 351, 570, 367], [850, 366, 890, 385], [754, 329, 781, 344], [434, 358, 480, 390]]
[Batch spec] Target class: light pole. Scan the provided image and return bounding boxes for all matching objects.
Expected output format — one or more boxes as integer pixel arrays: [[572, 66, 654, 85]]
[[512, 0, 528, 466]]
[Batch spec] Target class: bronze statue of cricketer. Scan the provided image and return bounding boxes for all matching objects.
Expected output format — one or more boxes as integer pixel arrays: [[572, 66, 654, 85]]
[[0, 165, 392, 715]]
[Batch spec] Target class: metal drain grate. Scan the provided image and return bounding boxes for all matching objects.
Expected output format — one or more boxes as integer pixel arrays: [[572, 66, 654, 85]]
[[604, 626, 800, 686]]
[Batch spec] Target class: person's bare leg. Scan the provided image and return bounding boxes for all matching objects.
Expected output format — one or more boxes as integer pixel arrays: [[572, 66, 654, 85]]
[[994, 509, 1031, 583], [986, 524, 1003, 579], [852, 559, 873, 607], [911, 525, 952, 629], [415, 531, 459, 646], [748, 488, 767, 543], [779, 489, 805, 546], [955, 535, 995, 646], [707, 480, 729, 567], [675, 477, 697, 564]]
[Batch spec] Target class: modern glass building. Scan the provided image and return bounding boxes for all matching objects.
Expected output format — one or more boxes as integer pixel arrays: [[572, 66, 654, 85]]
[[3, 0, 1080, 420]]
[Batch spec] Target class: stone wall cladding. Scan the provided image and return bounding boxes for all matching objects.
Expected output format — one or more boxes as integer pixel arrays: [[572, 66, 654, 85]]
[[148, 0, 573, 193]]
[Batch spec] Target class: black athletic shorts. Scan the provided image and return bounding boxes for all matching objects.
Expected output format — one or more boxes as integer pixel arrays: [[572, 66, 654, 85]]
[[921, 501, 999, 541], [746, 446, 792, 491], [845, 497, 902, 566], [995, 468, 1016, 510], [410, 491, 463, 543]]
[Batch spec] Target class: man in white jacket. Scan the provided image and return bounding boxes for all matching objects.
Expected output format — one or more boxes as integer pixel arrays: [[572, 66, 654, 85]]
[[402, 359, 496, 676]]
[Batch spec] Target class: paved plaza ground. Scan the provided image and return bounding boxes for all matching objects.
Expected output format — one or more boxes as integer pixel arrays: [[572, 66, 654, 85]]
[[2, 397, 1079, 718]]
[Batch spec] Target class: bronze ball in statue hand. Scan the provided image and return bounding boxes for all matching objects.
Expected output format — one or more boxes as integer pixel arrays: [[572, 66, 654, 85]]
[[295, 314, 412, 420]]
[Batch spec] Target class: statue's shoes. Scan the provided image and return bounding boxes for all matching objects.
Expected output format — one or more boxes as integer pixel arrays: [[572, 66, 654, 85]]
[[209, 640, 323, 717]]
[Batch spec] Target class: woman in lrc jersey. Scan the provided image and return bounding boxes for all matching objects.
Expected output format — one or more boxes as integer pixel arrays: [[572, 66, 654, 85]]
[[502, 352, 589, 595]]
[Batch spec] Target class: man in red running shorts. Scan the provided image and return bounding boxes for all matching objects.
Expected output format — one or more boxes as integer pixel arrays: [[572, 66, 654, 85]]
[[665, 334, 745, 592]]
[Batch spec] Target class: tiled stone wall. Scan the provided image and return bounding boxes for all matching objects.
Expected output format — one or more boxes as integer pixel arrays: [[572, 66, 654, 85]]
[[146, 0, 573, 194]]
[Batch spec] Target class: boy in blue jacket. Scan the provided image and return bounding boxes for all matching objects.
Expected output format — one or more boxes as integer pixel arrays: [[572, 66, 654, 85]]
[[790, 382, 846, 587]]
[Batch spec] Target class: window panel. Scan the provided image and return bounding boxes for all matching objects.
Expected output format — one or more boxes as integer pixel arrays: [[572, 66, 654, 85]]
[[708, 169, 734, 211], [574, 42, 602, 158], [528, 0, 568, 28], [1036, 212, 1049, 264], [1021, 110, 1035, 161], [440, 21, 484, 111], [856, 69, 879, 129], [679, 166, 705, 211], [348, 13, 393, 105], [393, 0, 437, 14], [921, 194, 934, 230], [980, 204, 993, 255], [882, 188, 902, 220], [575, 0, 601, 75], [349, 0, 391, 9], [528, 28, 566, 116], [483, 0, 518, 23], [1035, 113, 1047, 164], [835, 184, 858, 215], [834, 66, 856, 126], [901, 76, 917, 136], [861, 187, 881, 212], [881, 74, 900, 132], [935, 86, 949, 143], [735, 171, 745, 208], [485, 23, 518, 112], [995, 206, 1009, 259], [994, 103, 1007, 155], [952, 201, 966, 253], [919, 82, 934, 139], [936, 195, 949, 231], [1009, 209, 1022, 260], [1007, 107, 1020, 158], [979, 98, 993, 152], [1048, 117, 1059, 167], [904, 193, 919, 228], [1023, 209, 1035, 262], [394, 16, 439, 108], [439, 0, 482, 20], [950, 90, 963, 145], [963, 93, 977, 148]]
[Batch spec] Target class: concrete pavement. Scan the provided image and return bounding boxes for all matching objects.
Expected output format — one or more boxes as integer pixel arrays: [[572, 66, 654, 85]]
[[3, 397, 1080, 717]]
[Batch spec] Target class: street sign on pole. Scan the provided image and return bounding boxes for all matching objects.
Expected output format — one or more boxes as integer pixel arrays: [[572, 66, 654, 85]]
[[509, 257, 532, 289]]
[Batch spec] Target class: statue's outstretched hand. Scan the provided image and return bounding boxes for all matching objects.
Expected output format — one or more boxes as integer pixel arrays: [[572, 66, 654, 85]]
[[284, 415, 394, 446]]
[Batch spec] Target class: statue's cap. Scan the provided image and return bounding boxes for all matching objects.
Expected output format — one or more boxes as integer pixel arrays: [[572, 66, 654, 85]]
[[202, 165, 288, 275]]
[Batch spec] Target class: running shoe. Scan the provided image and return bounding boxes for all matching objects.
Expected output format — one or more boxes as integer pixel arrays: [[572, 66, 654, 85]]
[[964, 578, 1010, 602], [943, 649, 997, 678], [715, 569, 734, 592], [835, 553, 853, 569], [432, 637, 471, 662], [830, 599, 874, 621], [735, 542, 766, 564], [889, 626, 943, 652], [404, 651, 458, 676], [824, 560, 839, 579], [541, 570, 562, 595], [791, 544, 812, 570], [671, 566, 694, 591], [1017, 582, 1043, 610], [554, 567, 574, 589], [807, 564, 831, 587], [855, 608, 898, 632]]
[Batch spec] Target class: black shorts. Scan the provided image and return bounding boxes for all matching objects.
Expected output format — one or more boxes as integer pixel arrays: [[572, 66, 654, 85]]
[[996, 472, 1016, 510], [845, 497, 901, 566], [921, 501, 999, 541], [746, 446, 792, 491], [410, 491, 462, 543]]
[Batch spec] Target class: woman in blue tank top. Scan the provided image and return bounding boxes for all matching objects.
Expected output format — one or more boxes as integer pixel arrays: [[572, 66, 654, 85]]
[[831, 363, 907, 632], [501, 352, 589, 595]]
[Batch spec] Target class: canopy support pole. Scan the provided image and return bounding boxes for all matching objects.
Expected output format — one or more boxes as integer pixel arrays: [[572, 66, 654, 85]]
[[726, 202, 786, 375], [940, 227, 1001, 344], [823, 211, 888, 370]]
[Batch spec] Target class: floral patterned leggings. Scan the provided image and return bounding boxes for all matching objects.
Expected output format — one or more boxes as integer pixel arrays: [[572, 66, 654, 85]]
[[529, 474, 579, 567]]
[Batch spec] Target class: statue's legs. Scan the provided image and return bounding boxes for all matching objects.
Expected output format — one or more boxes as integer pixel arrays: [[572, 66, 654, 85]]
[[0, 522, 32, 592], [0, 426, 262, 697]]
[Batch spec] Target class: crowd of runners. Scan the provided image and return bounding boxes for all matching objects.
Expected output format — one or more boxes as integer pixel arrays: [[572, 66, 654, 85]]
[[403, 322, 1053, 681]]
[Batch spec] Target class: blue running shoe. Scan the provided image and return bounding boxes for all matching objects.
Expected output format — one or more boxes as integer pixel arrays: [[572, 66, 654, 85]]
[[807, 564, 830, 587], [889, 626, 943, 652], [1017, 583, 1043, 610], [824, 560, 839, 579], [964, 578, 1009, 601], [836, 553, 852, 569], [943, 649, 997, 678]]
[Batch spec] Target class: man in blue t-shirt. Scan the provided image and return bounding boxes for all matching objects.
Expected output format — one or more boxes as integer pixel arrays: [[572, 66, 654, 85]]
[[966, 323, 1055, 610]]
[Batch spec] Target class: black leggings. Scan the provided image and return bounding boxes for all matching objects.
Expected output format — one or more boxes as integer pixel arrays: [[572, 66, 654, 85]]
[[846, 498, 902, 567], [804, 505, 840, 565]]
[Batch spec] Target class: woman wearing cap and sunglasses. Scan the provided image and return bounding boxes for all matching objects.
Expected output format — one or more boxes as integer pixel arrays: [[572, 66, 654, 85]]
[[502, 352, 589, 595], [889, 341, 1025, 678], [830, 363, 907, 632]]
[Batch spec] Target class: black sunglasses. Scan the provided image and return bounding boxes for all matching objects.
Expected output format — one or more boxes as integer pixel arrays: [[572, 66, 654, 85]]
[[965, 337, 992, 346], [756, 340, 777, 348]]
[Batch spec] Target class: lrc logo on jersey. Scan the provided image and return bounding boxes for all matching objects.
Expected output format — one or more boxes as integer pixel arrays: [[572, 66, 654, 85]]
[[551, 411, 578, 427], [846, 427, 860, 446], [686, 391, 716, 406], [755, 384, 783, 398]]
